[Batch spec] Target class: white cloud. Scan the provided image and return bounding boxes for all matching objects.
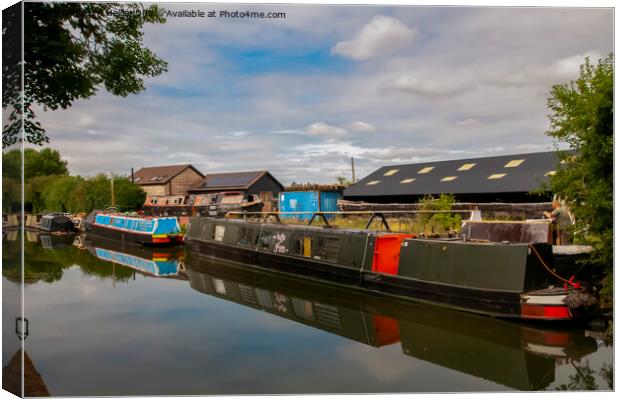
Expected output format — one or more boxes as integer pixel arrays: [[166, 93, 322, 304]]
[[331, 15, 417, 61], [456, 117, 482, 127], [304, 122, 349, 138], [347, 121, 376, 133], [385, 75, 474, 98], [485, 52, 602, 89]]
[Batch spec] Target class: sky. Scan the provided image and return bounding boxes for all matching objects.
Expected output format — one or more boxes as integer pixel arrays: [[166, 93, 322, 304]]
[[35, 2, 614, 185]]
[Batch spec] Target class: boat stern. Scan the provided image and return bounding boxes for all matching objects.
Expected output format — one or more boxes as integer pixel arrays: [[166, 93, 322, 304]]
[[520, 287, 596, 321]]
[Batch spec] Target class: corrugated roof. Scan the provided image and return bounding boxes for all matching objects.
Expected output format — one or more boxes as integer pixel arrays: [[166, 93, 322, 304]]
[[191, 170, 270, 191], [133, 164, 203, 185], [344, 151, 565, 198]]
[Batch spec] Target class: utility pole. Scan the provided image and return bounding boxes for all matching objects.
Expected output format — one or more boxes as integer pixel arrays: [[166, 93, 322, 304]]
[[351, 157, 356, 183], [110, 171, 115, 207], [131, 167, 134, 184]]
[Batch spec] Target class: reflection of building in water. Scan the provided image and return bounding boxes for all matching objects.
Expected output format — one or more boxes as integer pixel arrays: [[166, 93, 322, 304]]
[[4, 229, 19, 242], [2, 350, 50, 397], [185, 255, 598, 390]]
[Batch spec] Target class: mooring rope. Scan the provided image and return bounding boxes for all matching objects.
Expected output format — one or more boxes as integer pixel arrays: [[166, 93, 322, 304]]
[[528, 244, 580, 288]]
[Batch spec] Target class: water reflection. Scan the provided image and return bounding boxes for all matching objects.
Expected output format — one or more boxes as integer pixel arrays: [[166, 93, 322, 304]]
[[83, 236, 186, 279], [184, 253, 600, 391], [2, 232, 613, 395]]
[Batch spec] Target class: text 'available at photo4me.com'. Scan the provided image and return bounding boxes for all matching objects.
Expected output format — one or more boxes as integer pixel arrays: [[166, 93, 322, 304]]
[[108, 7, 287, 19]]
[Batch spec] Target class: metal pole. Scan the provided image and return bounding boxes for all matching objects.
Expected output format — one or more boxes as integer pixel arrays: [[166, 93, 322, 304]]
[[131, 167, 134, 184], [351, 157, 356, 183], [110, 172, 115, 207]]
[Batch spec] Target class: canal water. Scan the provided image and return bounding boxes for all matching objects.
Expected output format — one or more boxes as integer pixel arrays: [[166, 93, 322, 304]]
[[2, 232, 613, 396]]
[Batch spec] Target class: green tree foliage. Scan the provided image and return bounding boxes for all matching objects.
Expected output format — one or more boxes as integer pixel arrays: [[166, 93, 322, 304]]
[[417, 194, 461, 234], [25, 174, 146, 213], [3, 148, 69, 179], [3, 148, 70, 211], [545, 54, 613, 283], [2, 2, 167, 147], [2, 147, 146, 213]]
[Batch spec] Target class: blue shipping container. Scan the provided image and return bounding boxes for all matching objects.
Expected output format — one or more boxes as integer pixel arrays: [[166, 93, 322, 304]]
[[279, 191, 342, 221]]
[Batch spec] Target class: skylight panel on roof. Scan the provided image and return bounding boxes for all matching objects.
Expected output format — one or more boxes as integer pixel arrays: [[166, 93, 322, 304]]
[[150, 176, 159, 181], [418, 166, 434, 174], [545, 171, 557, 176], [441, 176, 457, 182], [504, 159, 524, 168], [133, 177, 141, 182], [457, 163, 476, 171], [488, 173, 507, 180], [383, 169, 399, 176], [366, 180, 381, 185], [400, 178, 415, 184]]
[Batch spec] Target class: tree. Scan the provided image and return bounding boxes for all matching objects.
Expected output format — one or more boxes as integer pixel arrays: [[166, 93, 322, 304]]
[[2, 2, 167, 147], [336, 176, 352, 186], [3, 148, 69, 179], [545, 55, 613, 286]]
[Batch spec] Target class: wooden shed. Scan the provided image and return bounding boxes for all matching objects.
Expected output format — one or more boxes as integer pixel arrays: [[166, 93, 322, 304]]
[[133, 164, 204, 196]]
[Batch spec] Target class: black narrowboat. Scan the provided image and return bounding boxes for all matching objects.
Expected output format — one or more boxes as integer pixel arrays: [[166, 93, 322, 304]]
[[185, 217, 597, 321], [39, 213, 76, 234]]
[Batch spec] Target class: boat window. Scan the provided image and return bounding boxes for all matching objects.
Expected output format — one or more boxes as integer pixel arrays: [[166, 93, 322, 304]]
[[238, 228, 257, 247], [213, 278, 227, 295], [258, 232, 274, 251], [291, 235, 312, 258], [213, 225, 226, 241], [150, 198, 157, 205], [313, 237, 340, 262], [188, 196, 196, 205], [291, 298, 315, 321]]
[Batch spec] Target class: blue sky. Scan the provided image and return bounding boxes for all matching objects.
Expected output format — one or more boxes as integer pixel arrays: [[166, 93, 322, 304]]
[[36, 2, 614, 185]]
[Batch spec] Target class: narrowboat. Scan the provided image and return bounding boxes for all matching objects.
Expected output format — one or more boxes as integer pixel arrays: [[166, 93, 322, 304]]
[[39, 213, 76, 234], [143, 191, 265, 217], [460, 219, 601, 278], [84, 210, 183, 245], [185, 217, 598, 321], [184, 255, 598, 391]]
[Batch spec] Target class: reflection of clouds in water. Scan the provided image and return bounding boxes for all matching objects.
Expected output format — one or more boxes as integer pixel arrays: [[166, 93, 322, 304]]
[[338, 342, 419, 383]]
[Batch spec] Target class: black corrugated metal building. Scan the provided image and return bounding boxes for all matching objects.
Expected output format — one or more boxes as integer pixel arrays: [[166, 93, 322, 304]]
[[344, 151, 564, 203]]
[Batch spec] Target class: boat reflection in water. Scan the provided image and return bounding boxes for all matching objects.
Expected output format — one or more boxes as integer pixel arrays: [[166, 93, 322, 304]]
[[84, 236, 186, 279], [184, 253, 599, 391]]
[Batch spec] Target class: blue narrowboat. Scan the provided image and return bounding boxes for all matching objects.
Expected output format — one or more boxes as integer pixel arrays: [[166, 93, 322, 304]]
[[84, 211, 183, 245]]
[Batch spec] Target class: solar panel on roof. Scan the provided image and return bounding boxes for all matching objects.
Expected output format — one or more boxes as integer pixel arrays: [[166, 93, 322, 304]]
[[205, 172, 261, 188]]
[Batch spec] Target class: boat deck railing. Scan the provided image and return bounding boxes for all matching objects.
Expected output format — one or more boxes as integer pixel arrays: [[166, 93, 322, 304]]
[[226, 210, 475, 232]]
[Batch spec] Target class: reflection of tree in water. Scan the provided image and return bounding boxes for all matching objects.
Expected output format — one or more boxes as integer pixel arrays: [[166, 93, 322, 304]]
[[556, 360, 613, 391], [2, 237, 133, 284]]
